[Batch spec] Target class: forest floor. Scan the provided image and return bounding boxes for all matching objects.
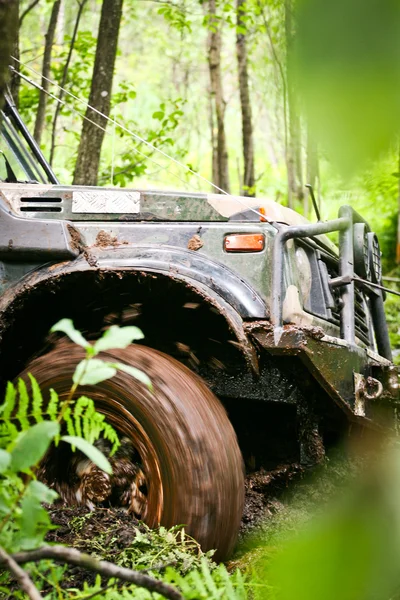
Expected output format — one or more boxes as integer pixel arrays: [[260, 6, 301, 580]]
[[43, 454, 357, 590]]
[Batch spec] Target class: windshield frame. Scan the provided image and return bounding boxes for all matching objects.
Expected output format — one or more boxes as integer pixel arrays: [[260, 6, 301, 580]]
[[0, 95, 59, 185]]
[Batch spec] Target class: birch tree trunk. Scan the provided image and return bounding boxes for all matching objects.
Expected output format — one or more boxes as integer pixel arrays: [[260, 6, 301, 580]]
[[0, 0, 18, 112], [285, 0, 303, 205], [33, 0, 61, 145], [73, 0, 124, 186], [207, 0, 230, 194], [236, 0, 255, 197]]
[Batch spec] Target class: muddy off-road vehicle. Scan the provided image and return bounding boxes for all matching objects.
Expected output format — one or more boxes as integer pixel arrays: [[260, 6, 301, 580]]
[[0, 96, 399, 559]]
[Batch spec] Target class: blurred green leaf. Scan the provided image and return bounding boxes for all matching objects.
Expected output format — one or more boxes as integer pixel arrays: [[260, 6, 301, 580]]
[[73, 359, 117, 386], [10, 421, 60, 472], [112, 362, 152, 389], [61, 435, 112, 474], [0, 449, 10, 473], [93, 325, 144, 353], [296, 0, 400, 172], [51, 318, 90, 349]]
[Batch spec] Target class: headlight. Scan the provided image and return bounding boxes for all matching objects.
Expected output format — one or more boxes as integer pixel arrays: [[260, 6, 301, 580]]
[[353, 223, 370, 280], [295, 246, 312, 303], [367, 232, 382, 284]]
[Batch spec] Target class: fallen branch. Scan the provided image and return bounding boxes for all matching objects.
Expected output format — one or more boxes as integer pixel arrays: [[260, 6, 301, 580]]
[[0, 546, 42, 600], [5, 545, 183, 600]]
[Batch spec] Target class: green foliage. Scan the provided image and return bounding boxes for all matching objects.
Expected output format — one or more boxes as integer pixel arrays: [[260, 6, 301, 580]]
[[0, 319, 150, 560], [0, 379, 118, 455], [60, 562, 247, 600], [60, 513, 247, 599], [51, 318, 152, 388], [61, 435, 112, 474], [10, 420, 60, 473], [157, 1, 192, 33], [296, 0, 400, 173]]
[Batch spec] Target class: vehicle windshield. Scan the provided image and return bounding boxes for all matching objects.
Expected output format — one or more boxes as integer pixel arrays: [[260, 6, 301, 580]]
[[0, 98, 58, 185]]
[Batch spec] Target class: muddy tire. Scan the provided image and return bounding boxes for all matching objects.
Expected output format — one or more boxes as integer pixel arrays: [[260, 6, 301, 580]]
[[19, 341, 244, 559]]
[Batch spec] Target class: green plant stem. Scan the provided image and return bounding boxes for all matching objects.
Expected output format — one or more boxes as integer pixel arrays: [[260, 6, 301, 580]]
[[57, 381, 79, 424]]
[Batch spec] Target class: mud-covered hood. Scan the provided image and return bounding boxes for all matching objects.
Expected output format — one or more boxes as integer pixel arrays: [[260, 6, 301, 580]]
[[0, 182, 337, 253]]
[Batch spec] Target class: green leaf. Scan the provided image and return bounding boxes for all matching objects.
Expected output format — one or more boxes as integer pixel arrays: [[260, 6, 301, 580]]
[[27, 480, 58, 503], [19, 493, 52, 550], [93, 325, 144, 354], [73, 359, 117, 386], [152, 110, 165, 120], [112, 362, 152, 389], [51, 318, 91, 349], [10, 421, 60, 472], [0, 449, 10, 473], [61, 435, 112, 474]]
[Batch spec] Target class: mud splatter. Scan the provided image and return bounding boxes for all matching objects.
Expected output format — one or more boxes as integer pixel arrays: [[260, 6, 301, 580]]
[[187, 234, 204, 251], [95, 230, 119, 247]]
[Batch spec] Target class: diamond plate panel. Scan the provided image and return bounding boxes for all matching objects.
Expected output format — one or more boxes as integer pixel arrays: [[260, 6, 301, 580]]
[[72, 190, 140, 214]]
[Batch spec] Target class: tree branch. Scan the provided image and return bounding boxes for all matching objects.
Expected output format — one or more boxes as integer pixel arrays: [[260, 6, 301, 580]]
[[0, 546, 42, 600], [19, 0, 41, 26], [6, 545, 183, 600], [49, 0, 88, 165]]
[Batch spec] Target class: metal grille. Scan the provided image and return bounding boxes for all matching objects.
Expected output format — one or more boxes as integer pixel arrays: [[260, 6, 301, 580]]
[[325, 262, 370, 346], [20, 197, 63, 213]]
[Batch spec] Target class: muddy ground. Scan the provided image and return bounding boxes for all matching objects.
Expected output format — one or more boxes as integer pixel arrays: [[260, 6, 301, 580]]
[[39, 463, 305, 591]]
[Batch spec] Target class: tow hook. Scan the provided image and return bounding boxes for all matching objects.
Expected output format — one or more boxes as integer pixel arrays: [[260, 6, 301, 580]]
[[354, 373, 383, 416]]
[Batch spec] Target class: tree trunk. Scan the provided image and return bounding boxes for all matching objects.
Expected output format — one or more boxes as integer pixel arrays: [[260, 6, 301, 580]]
[[0, 0, 18, 112], [207, 0, 230, 194], [49, 0, 88, 165], [33, 0, 61, 145], [285, 0, 303, 205], [73, 0, 124, 186], [236, 0, 255, 197], [8, 0, 19, 107]]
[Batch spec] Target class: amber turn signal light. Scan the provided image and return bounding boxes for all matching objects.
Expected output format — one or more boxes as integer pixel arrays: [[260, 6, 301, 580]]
[[224, 234, 265, 252]]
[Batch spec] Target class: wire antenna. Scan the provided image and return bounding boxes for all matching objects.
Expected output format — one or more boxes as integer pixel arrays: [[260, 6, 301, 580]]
[[10, 58, 273, 222]]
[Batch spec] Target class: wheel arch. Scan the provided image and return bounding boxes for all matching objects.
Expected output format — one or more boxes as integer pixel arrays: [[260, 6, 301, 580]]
[[0, 255, 259, 382]]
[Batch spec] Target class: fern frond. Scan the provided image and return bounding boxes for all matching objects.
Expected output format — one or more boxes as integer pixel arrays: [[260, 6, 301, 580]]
[[63, 407, 75, 437], [47, 389, 59, 420], [103, 423, 120, 455], [0, 421, 18, 447], [0, 382, 17, 420], [28, 373, 44, 423], [73, 396, 87, 439], [83, 400, 96, 443], [16, 379, 30, 431]]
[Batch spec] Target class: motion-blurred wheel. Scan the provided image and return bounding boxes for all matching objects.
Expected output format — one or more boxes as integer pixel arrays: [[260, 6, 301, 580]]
[[18, 341, 245, 559]]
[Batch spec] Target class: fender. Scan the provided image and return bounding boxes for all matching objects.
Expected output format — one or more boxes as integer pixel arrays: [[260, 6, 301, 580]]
[[0, 245, 263, 372]]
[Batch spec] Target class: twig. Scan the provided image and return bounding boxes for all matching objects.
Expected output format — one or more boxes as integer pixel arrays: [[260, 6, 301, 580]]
[[49, 0, 88, 165], [7, 545, 183, 600], [19, 0, 41, 26], [0, 546, 42, 600]]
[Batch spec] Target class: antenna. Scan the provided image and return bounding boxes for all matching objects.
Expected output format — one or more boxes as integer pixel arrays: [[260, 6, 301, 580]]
[[305, 183, 321, 221]]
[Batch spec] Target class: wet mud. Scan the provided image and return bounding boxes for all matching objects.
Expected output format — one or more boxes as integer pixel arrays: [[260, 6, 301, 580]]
[[241, 463, 303, 534]]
